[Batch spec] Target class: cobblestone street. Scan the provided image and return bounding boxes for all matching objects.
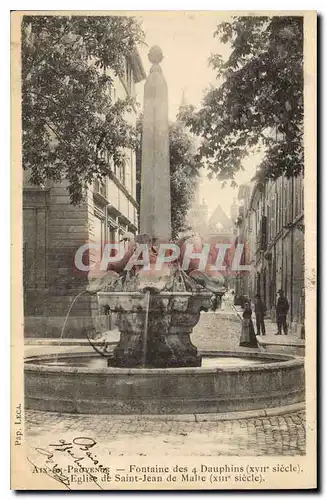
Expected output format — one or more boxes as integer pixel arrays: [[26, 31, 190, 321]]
[[26, 408, 306, 458], [25, 308, 306, 457]]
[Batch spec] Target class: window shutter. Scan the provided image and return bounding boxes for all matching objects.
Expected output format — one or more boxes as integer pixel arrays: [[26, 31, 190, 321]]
[[288, 180, 292, 223], [267, 205, 270, 242], [275, 194, 279, 233], [260, 216, 267, 250], [271, 195, 276, 239]]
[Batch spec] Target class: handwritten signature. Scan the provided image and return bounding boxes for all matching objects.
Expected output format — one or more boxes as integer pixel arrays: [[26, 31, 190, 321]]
[[28, 436, 108, 489]]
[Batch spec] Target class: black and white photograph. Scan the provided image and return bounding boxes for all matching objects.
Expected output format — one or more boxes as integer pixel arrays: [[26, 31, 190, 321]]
[[11, 10, 316, 490]]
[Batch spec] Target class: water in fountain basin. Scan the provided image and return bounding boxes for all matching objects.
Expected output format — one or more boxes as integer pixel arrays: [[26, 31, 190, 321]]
[[32, 355, 269, 369]]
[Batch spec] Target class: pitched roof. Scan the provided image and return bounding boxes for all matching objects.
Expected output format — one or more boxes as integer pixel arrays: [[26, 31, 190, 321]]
[[208, 205, 232, 230]]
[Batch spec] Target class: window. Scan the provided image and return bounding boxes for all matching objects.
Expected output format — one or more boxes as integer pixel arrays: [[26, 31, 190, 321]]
[[287, 179, 293, 223], [259, 216, 267, 251], [94, 179, 107, 198], [94, 216, 105, 258], [109, 226, 116, 244], [277, 193, 282, 233], [248, 215, 252, 234], [294, 175, 304, 216], [23, 206, 47, 289], [119, 162, 126, 186], [130, 150, 134, 195], [275, 194, 278, 233], [283, 180, 288, 226], [96, 147, 107, 162]]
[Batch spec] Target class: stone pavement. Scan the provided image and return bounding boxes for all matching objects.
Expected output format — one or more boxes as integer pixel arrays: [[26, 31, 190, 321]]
[[25, 408, 305, 457], [24, 306, 306, 457]]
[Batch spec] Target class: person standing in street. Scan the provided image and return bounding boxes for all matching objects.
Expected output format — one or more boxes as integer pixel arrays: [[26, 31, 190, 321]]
[[254, 293, 266, 336], [239, 301, 258, 348], [275, 289, 290, 335]]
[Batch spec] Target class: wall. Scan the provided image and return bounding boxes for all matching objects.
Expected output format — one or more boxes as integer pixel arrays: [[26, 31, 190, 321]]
[[23, 178, 94, 338], [236, 173, 304, 336]]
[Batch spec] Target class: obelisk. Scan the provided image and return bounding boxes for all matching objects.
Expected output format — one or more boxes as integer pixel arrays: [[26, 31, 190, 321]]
[[140, 46, 171, 242]]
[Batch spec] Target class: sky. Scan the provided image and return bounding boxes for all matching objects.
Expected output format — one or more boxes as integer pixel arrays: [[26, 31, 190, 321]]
[[135, 12, 261, 217]]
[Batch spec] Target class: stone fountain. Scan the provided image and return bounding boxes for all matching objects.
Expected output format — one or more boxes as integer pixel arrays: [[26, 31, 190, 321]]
[[24, 46, 304, 415], [96, 45, 213, 368]]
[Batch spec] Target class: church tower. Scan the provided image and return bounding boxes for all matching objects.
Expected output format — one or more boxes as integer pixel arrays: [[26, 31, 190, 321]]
[[230, 197, 238, 223]]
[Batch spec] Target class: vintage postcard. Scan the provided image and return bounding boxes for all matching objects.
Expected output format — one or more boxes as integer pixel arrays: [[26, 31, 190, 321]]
[[11, 10, 317, 490]]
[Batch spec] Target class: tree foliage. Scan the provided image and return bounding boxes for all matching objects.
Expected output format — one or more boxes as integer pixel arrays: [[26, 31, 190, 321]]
[[22, 15, 144, 203], [136, 117, 200, 239], [178, 16, 304, 183], [169, 123, 201, 239]]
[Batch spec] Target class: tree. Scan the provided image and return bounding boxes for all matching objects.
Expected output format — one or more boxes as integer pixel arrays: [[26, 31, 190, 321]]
[[22, 15, 144, 204], [136, 117, 201, 239], [169, 123, 201, 239], [178, 16, 303, 184]]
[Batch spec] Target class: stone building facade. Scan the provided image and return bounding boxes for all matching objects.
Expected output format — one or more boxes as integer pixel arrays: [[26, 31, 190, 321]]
[[23, 53, 146, 338], [235, 173, 305, 337]]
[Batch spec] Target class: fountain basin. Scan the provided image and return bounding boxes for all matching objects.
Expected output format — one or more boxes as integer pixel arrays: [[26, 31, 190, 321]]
[[25, 350, 304, 415]]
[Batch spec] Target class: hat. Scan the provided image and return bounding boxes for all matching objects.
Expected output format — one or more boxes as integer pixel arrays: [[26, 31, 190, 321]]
[[278, 289, 284, 294]]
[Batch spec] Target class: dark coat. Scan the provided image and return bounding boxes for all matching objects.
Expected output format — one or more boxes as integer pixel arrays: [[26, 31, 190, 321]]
[[276, 296, 289, 316], [254, 297, 266, 315], [240, 306, 258, 348]]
